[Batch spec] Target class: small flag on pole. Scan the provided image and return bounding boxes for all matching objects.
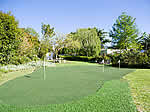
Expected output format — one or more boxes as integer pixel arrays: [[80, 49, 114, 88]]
[[118, 60, 120, 63]]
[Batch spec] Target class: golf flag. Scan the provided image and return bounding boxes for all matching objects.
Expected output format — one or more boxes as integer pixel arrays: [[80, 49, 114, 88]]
[[118, 60, 120, 63]]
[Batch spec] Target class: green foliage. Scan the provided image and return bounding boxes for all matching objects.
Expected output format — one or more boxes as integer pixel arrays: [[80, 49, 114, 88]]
[[24, 27, 39, 38], [53, 33, 81, 58], [0, 11, 21, 65], [60, 55, 94, 62], [38, 41, 50, 59], [8, 55, 31, 65], [0, 69, 8, 73], [110, 12, 140, 50], [41, 23, 55, 40], [24, 27, 40, 55], [67, 28, 101, 57], [18, 28, 40, 60], [40, 23, 55, 58], [95, 28, 110, 48], [78, 28, 101, 56], [110, 50, 150, 68], [138, 32, 150, 50]]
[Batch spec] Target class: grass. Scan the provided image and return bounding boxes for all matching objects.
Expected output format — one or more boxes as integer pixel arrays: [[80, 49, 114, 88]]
[[0, 68, 34, 86], [0, 62, 137, 112], [124, 69, 150, 112], [0, 80, 137, 112]]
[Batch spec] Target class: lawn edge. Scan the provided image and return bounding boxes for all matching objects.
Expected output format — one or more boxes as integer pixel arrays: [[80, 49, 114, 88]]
[[0, 68, 35, 86]]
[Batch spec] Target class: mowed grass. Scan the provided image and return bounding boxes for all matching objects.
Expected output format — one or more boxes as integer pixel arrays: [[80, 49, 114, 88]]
[[0, 62, 137, 112], [124, 69, 150, 112]]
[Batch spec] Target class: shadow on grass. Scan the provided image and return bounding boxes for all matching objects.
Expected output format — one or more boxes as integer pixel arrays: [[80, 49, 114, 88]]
[[24, 75, 31, 78]]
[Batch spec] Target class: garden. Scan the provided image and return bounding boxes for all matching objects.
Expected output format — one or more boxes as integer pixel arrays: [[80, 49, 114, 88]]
[[0, 7, 150, 112]]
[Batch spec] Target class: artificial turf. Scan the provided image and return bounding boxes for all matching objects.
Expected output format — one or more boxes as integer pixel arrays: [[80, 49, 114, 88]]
[[0, 62, 137, 111]]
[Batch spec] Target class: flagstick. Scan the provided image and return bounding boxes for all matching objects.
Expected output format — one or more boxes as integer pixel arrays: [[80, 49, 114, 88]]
[[102, 59, 104, 72], [103, 63, 104, 72], [44, 57, 46, 80], [118, 60, 120, 70]]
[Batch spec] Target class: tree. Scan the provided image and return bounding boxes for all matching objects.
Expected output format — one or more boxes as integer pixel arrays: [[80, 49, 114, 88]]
[[24, 27, 39, 38], [110, 12, 140, 50], [52, 32, 80, 59], [18, 28, 40, 60], [0, 11, 21, 65], [147, 34, 150, 49], [95, 28, 110, 49], [40, 23, 55, 59], [76, 28, 101, 56], [24, 28, 40, 56], [138, 32, 150, 50], [41, 23, 55, 40], [66, 33, 81, 55]]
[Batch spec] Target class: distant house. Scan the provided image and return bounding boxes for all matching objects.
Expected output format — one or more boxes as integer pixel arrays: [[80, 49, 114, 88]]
[[101, 49, 121, 55]]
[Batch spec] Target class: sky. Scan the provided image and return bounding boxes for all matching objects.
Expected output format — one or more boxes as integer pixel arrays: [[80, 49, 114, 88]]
[[0, 0, 150, 37]]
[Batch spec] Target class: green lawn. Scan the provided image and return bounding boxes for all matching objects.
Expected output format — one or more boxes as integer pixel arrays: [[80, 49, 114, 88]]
[[0, 62, 137, 112], [0, 68, 34, 86], [124, 69, 150, 112]]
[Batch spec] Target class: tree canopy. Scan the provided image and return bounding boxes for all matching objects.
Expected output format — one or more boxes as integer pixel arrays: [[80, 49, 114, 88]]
[[95, 28, 110, 49], [39, 23, 55, 59], [0, 11, 21, 64], [110, 12, 140, 50], [69, 28, 101, 56], [24, 27, 39, 38]]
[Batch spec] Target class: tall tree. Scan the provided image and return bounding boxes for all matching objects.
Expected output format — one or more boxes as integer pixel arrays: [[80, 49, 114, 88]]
[[109, 12, 139, 50], [0, 11, 21, 65], [76, 28, 101, 56], [40, 23, 55, 58], [138, 32, 150, 50]]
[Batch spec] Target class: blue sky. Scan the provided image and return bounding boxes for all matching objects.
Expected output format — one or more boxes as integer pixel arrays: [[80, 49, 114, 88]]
[[1, 0, 150, 36]]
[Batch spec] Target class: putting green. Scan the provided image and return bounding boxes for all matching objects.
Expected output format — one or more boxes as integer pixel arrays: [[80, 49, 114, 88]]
[[0, 64, 134, 106]]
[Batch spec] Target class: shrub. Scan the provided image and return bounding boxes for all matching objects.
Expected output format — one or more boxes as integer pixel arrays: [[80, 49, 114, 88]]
[[19, 56, 31, 64], [110, 50, 150, 68]]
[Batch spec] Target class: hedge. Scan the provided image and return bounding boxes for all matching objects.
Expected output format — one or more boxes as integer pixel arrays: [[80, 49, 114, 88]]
[[59, 55, 105, 63]]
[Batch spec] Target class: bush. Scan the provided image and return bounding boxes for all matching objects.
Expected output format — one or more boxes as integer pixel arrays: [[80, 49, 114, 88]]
[[20, 56, 31, 64], [0, 69, 8, 74], [110, 50, 150, 68], [9, 56, 20, 65]]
